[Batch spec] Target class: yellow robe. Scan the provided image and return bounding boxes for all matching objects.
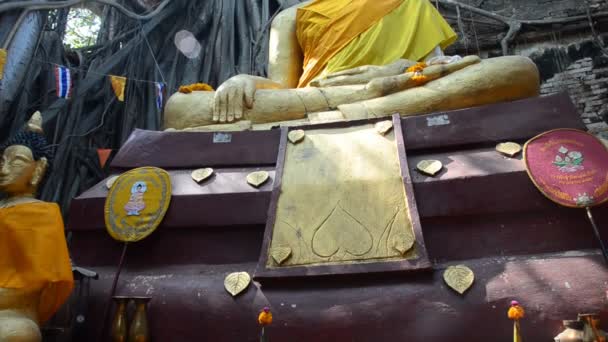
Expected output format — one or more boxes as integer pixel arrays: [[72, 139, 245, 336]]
[[0, 202, 74, 323], [296, 0, 458, 87]]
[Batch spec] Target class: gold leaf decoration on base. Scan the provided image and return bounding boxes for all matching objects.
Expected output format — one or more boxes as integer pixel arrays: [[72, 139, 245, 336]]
[[496, 142, 522, 157], [247, 171, 269, 188], [443, 265, 474, 295], [191, 168, 214, 183], [391, 234, 414, 255], [271, 246, 292, 265], [416, 160, 443, 177], [288, 130, 305, 144], [375, 120, 393, 135], [106, 175, 119, 189], [224, 272, 251, 297]]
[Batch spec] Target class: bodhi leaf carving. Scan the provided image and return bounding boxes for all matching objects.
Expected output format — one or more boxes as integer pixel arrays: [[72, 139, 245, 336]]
[[391, 234, 414, 255], [191, 168, 214, 183], [416, 160, 443, 176], [496, 142, 522, 157], [312, 203, 373, 258], [224, 272, 251, 297], [106, 175, 119, 189], [443, 265, 474, 295], [271, 246, 292, 265], [375, 120, 393, 135], [247, 171, 269, 188], [288, 130, 305, 144]]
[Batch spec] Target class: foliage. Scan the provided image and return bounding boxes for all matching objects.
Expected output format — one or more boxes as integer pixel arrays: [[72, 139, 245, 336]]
[[63, 7, 100, 48]]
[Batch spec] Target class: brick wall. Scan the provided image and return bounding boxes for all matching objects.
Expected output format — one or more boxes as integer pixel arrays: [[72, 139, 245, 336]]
[[440, 0, 608, 136], [540, 56, 608, 134]]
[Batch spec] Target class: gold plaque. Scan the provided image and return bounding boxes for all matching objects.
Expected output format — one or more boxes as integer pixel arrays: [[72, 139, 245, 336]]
[[104, 167, 172, 242], [191, 168, 214, 183], [416, 160, 443, 176], [247, 170, 269, 188], [443, 265, 474, 295], [288, 130, 305, 144], [224, 272, 251, 297], [496, 142, 522, 157]]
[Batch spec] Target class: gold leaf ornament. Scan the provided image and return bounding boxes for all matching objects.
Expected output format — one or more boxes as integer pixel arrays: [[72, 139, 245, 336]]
[[443, 265, 474, 295], [191, 168, 214, 183], [288, 130, 305, 144], [247, 171, 269, 188], [224, 272, 251, 297], [416, 160, 443, 176], [496, 142, 522, 157], [271, 246, 292, 265], [375, 120, 393, 135]]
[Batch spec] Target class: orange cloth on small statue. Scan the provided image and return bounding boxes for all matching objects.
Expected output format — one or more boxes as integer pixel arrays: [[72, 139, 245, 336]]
[[296, 0, 403, 87], [0, 202, 74, 323]]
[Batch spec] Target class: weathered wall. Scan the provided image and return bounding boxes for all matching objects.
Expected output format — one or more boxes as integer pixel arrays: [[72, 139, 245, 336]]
[[441, 0, 608, 136], [536, 43, 608, 134]]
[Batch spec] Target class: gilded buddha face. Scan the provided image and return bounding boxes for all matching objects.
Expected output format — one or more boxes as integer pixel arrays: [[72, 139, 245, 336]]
[[0, 144, 47, 197]]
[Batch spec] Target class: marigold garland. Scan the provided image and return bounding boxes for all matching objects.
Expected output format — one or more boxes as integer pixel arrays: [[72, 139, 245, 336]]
[[406, 62, 429, 86], [411, 74, 429, 86], [178, 82, 214, 94], [406, 62, 427, 73]]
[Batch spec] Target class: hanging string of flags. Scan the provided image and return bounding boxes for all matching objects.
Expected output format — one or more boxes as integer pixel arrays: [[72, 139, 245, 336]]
[[0, 49, 6, 81], [155, 82, 165, 110], [110, 75, 127, 102], [0, 48, 167, 108], [55, 65, 73, 99]]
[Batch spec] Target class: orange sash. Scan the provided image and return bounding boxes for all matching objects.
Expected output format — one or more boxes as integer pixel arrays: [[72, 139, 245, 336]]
[[296, 0, 403, 87], [0, 202, 74, 323]]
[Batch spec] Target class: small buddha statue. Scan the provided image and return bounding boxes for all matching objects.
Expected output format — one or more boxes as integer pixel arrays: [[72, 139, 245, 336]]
[[164, 0, 540, 130], [0, 112, 73, 342]]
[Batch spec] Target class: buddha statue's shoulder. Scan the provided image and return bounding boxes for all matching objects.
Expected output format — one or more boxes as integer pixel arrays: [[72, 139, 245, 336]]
[[273, 0, 311, 26], [0, 199, 62, 223], [0, 197, 43, 209]]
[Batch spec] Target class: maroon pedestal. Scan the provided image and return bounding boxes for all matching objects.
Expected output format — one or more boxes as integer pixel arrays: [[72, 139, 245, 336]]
[[68, 93, 608, 341]]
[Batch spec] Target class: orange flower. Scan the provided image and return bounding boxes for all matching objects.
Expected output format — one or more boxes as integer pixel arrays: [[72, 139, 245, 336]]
[[178, 83, 214, 94], [508, 300, 525, 320], [178, 85, 192, 94], [406, 62, 427, 73], [258, 307, 273, 326]]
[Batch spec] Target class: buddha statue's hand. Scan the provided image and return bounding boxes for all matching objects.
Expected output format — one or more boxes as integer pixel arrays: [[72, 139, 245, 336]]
[[213, 75, 257, 123], [213, 75, 285, 123], [310, 59, 415, 87]]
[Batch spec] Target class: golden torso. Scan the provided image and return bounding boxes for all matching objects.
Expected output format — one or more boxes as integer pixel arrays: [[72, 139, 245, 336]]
[[163, 1, 540, 131], [0, 196, 40, 209]]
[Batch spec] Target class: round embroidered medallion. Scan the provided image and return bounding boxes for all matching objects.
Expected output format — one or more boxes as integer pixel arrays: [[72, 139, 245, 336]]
[[104, 167, 172, 242], [524, 129, 608, 208]]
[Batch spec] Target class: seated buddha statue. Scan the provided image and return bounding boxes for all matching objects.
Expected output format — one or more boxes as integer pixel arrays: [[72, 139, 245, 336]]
[[164, 0, 540, 130], [0, 112, 73, 342]]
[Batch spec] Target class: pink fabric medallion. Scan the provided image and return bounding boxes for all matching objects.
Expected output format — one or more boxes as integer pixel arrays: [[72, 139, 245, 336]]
[[524, 129, 608, 208]]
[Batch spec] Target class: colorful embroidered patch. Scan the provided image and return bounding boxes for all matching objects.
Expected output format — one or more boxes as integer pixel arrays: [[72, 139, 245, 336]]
[[104, 167, 172, 242], [524, 129, 608, 208]]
